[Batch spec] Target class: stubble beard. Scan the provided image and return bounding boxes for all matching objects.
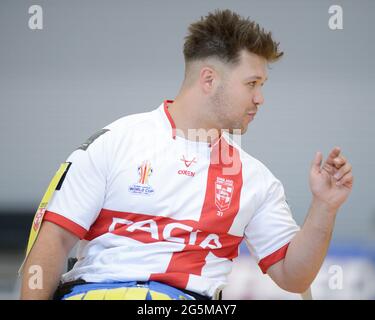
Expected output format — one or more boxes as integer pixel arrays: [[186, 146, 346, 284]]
[[210, 84, 246, 136]]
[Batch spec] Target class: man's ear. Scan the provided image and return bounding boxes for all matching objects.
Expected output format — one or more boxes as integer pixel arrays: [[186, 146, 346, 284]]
[[199, 66, 217, 93]]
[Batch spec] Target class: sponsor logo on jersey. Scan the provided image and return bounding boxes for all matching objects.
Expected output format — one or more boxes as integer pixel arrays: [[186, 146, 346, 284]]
[[108, 216, 222, 249], [128, 160, 155, 195], [33, 206, 46, 231], [177, 169, 195, 177], [180, 155, 197, 168], [178, 155, 197, 177], [215, 177, 234, 214]]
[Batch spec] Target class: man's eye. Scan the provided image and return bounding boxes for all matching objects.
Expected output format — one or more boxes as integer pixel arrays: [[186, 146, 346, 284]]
[[248, 82, 256, 87]]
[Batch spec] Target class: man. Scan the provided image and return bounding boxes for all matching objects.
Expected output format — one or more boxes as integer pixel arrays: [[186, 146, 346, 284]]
[[20, 9, 353, 300]]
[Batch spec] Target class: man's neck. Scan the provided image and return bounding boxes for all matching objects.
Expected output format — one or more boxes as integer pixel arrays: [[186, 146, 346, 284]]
[[166, 97, 221, 144]]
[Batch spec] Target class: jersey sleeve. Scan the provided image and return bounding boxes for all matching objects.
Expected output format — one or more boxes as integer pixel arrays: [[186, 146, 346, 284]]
[[43, 128, 111, 239], [244, 169, 300, 274]]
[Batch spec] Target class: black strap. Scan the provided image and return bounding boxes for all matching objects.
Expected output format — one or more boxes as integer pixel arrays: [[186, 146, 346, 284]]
[[53, 279, 211, 300], [175, 287, 211, 300]]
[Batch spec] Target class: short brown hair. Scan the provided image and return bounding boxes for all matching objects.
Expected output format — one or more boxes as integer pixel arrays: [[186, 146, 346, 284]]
[[183, 9, 283, 65]]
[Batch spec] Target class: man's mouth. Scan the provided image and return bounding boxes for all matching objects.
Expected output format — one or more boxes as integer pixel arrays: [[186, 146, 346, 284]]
[[247, 112, 256, 119]]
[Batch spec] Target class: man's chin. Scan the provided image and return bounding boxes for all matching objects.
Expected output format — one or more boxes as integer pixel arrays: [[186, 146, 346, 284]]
[[228, 127, 247, 135]]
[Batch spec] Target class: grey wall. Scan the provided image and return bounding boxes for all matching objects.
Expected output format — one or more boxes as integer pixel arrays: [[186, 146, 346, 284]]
[[0, 0, 374, 244]]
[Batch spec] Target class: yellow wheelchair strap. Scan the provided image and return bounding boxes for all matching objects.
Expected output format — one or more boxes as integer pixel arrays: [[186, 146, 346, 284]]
[[18, 162, 71, 274], [64, 287, 172, 300]]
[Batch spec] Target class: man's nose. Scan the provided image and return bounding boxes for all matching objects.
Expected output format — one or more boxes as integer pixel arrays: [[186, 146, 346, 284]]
[[253, 88, 264, 106]]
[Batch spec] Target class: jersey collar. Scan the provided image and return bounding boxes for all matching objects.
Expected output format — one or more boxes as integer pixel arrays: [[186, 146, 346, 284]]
[[163, 100, 177, 139], [158, 99, 224, 151]]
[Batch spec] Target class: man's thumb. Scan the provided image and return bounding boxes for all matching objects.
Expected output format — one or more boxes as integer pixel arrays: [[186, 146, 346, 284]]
[[311, 151, 323, 173]]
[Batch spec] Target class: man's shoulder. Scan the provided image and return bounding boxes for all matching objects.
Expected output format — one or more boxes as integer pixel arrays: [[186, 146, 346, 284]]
[[240, 150, 274, 181], [224, 134, 269, 173], [75, 108, 159, 153], [224, 134, 278, 186], [104, 109, 156, 133]]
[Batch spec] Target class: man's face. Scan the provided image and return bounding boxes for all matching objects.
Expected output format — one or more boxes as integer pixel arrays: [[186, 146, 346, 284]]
[[210, 50, 268, 134]]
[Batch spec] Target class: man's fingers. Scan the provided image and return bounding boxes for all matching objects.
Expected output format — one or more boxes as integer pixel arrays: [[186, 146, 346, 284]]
[[333, 156, 347, 169], [312, 151, 323, 173], [324, 147, 341, 167], [322, 163, 333, 174], [333, 163, 352, 181], [336, 172, 354, 187], [316, 146, 353, 188]]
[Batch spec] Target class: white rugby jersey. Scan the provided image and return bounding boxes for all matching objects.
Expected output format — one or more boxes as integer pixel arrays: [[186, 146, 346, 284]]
[[43, 100, 300, 298]]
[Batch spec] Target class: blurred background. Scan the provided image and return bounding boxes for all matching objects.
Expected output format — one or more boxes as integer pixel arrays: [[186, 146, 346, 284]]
[[0, 0, 374, 299]]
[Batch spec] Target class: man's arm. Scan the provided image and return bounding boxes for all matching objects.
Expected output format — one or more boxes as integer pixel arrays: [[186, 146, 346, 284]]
[[267, 147, 353, 293], [20, 221, 79, 300]]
